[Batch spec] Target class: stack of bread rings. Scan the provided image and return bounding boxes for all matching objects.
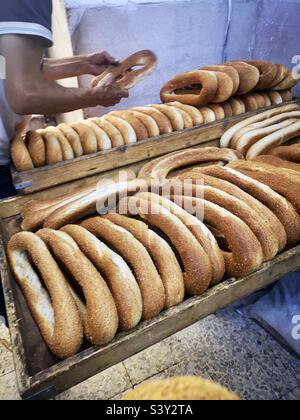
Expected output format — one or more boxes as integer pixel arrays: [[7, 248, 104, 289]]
[[220, 103, 300, 159], [161, 60, 297, 110], [8, 142, 300, 359]]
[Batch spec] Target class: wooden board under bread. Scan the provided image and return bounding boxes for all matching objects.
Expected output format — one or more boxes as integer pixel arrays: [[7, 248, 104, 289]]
[[11, 99, 300, 195]]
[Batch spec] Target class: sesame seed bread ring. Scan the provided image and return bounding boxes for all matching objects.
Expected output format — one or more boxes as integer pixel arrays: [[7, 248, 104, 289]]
[[244, 60, 278, 90], [198, 165, 300, 246], [268, 143, 300, 162], [109, 111, 149, 141], [246, 120, 300, 159], [11, 118, 34, 172], [136, 192, 225, 285], [221, 101, 233, 118], [228, 160, 300, 213], [236, 97, 246, 113], [103, 213, 185, 308], [172, 195, 263, 278], [260, 93, 272, 107], [81, 217, 165, 320], [7, 232, 83, 359], [61, 224, 143, 331], [138, 147, 243, 181], [273, 71, 300, 91], [210, 71, 234, 103], [239, 94, 258, 112], [252, 93, 266, 109], [163, 105, 193, 129], [124, 110, 160, 137], [279, 89, 293, 102], [220, 104, 299, 148], [37, 229, 118, 345], [207, 104, 225, 120], [90, 118, 124, 147], [92, 50, 157, 90], [71, 122, 98, 154], [227, 98, 244, 115], [150, 104, 185, 131], [57, 123, 83, 157], [133, 106, 173, 134], [103, 115, 137, 145], [160, 70, 218, 107], [198, 106, 216, 123], [233, 119, 300, 154], [165, 102, 204, 126], [84, 120, 112, 151], [45, 127, 75, 161], [252, 155, 300, 173], [202, 65, 240, 95], [175, 169, 287, 252], [122, 195, 213, 295], [225, 62, 260, 95], [43, 179, 147, 229], [43, 129, 63, 165], [191, 185, 279, 262], [269, 64, 289, 88], [27, 130, 46, 168]]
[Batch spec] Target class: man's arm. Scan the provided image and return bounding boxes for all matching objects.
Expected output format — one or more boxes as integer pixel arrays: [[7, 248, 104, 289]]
[[1, 34, 128, 115], [42, 52, 120, 81]]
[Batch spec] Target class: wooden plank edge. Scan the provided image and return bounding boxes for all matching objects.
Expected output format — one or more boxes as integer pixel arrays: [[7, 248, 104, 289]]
[[19, 245, 300, 400]]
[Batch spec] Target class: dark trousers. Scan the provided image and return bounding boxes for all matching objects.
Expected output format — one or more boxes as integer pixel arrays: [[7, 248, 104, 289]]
[[0, 165, 15, 318]]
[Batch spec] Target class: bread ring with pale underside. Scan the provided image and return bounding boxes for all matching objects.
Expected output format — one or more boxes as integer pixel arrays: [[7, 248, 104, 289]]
[[120, 195, 212, 295], [273, 71, 300, 91], [81, 217, 165, 320], [160, 70, 218, 107], [269, 64, 289, 88], [153, 104, 193, 129], [260, 93, 272, 107], [136, 192, 224, 285], [244, 60, 278, 90], [202, 65, 240, 96], [138, 147, 243, 180], [173, 169, 287, 252], [198, 106, 216, 123], [133, 106, 173, 135], [196, 165, 300, 246], [239, 94, 258, 112], [11, 127, 34, 172], [61, 225, 142, 331], [210, 71, 234, 103], [267, 91, 283, 105], [172, 195, 263, 278], [121, 110, 160, 138], [92, 50, 157, 90], [207, 104, 225, 120], [37, 228, 118, 345], [279, 90, 293, 102], [71, 122, 98, 154], [57, 123, 83, 157], [45, 127, 75, 161], [225, 62, 260, 95], [165, 102, 203, 126], [7, 232, 83, 359], [252, 93, 266, 109], [252, 155, 300, 173], [220, 104, 299, 148], [103, 115, 137, 145], [109, 111, 149, 141], [43, 179, 147, 230], [150, 104, 185, 131], [221, 101, 233, 118], [84, 120, 112, 151], [246, 120, 300, 159], [27, 130, 46, 168], [186, 184, 279, 262], [90, 117, 124, 148], [102, 213, 185, 308], [42, 128, 63, 165], [268, 143, 300, 162], [228, 160, 300, 213], [227, 98, 244, 115]]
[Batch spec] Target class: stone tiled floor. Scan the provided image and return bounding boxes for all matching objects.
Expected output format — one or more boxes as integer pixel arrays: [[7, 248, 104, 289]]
[[0, 304, 299, 400]]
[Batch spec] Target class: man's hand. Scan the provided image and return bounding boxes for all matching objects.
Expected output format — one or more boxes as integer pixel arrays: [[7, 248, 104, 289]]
[[86, 51, 120, 76], [89, 73, 129, 107]]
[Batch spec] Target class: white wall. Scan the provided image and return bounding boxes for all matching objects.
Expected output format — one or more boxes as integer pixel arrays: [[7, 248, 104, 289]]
[[66, 0, 300, 117]]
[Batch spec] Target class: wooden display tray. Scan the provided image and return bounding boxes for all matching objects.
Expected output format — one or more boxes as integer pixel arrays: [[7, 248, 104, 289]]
[[11, 99, 300, 195]]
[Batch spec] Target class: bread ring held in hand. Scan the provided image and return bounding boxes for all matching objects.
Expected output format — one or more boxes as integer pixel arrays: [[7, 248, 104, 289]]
[[81, 217, 165, 320], [102, 213, 185, 308], [92, 50, 157, 90], [172, 196, 263, 278], [37, 229, 118, 345], [7, 232, 83, 359], [61, 225, 143, 331], [160, 70, 218, 107]]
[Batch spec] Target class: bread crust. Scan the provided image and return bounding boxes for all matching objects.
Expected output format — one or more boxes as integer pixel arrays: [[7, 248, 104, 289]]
[[91, 118, 124, 147], [244, 60, 277, 90], [211, 71, 234, 103], [273, 71, 299, 90], [198, 106, 216, 123], [150, 104, 185, 131], [225, 62, 260, 95], [269, 64, 289, 88], [165, 102, 203, 126], [109, 111, 149, 141], [84, 120, 112, 150], [71, 122, 98, 154], [133, 106, 173, 134], [81, 217, 165, 320], [268, 143, 300, 162], [103, 115, 137, 145], [207, 104, 225, 120], [252, 155, 300, 172], [239, 94, 258, 112], [27, 130, 46, 167], [45, 127, 75, 161], [7, 231, 83, 358], [57, 123, 83, 157], [202, 65, 240, 95]]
